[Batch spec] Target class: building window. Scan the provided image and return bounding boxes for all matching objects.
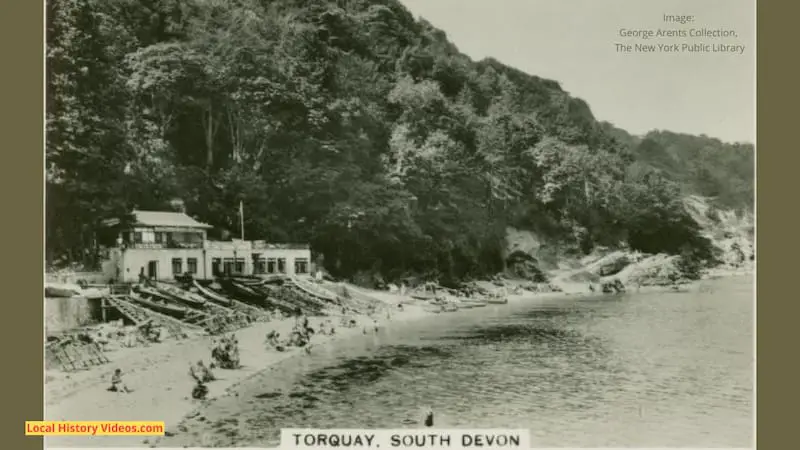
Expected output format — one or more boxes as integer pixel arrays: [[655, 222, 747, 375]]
[[154, 232, 164, 244], [212, 258, 222, 276], [254, 257, 266, 274], [223, 258, 234, 275], [267, 258, 277, 274], [134, 232, 143, 244], [295, 258, 309, 274], [235, 258, 246, 274], [172, 258, 182, 275], [277, 258, 286, 274], [187, 258, 198, 274]]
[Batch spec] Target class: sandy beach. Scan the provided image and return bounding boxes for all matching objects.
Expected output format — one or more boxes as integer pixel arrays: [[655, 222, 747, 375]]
[[44, 268, 751, 448], [44, 288, 430, 448]]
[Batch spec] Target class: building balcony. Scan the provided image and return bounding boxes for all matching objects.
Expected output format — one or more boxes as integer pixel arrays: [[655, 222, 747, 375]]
[[251, 241, 310, 250], [204, 240, 253, 251], [125, 242, 204, 250]]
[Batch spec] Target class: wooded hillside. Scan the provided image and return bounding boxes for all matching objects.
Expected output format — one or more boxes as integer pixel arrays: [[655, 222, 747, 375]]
[[46, 0, 754, 283]]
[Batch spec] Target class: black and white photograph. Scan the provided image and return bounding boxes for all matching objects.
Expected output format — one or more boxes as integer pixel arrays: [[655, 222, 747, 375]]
[[44, 0, 755, 447]]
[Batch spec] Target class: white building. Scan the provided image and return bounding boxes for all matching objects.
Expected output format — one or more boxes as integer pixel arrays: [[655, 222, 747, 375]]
[[102, 210, 311, 282]]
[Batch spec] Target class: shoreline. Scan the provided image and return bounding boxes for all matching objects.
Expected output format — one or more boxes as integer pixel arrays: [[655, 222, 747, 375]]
[[44, 270, 752, 448], [44, 290, 432, 448]]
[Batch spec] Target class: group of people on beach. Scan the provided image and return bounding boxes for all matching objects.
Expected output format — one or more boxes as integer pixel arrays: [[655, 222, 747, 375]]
[[264, 311, 320, 353], [186, 334, 238, 400], [106, 301, 389, 403], [210, 334, 240, 369]]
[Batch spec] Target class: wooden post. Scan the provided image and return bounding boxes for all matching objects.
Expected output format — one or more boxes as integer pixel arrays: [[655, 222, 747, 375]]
[[101, 297, 107, 322]]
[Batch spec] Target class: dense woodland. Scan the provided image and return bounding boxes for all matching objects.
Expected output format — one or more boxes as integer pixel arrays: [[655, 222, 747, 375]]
[[46, 0, 754, 284]]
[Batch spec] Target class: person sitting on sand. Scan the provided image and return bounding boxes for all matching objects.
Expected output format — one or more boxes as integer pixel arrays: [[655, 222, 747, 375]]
[[288, 330, 307, 347], [190, 361, 215, 383], [191, 378, 209, 400], [108, 368, 130, 393], [302, 317, 315, 336], [316, 321, 328, 336], [266, 330, 282, 348], [224, 336, 240, 367], [210, 344, 222, 368]]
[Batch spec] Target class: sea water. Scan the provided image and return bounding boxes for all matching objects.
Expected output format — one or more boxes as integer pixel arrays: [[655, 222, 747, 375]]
[[192, 275, 753, 447]]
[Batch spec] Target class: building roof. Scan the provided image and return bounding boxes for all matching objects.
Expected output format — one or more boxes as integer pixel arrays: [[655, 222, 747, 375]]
[[102, 210, 213, 229], [133, 210, 213, 229]]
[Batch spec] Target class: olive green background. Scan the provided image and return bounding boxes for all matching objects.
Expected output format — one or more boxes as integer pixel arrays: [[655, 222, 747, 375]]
[[0, 1, 778, 449]]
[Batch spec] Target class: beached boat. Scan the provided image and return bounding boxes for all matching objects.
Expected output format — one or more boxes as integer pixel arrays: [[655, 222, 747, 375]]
[[486, 297, 509, 304], [45, 286, 79, 298], [129, 292, 188, 318], [441, 303, 459, 312], [276, 287, 330, 311], [232, 277, 265, 287], [152, 282, 207, 308], [216, 279, 263, 303], [252, 284, 325, 314], [192, 281, 233, 306], [288, 276, 339, 302], [137, 286, 204, 311], [259, 274, 290, 284], [409, 282, 445, 301], [455, 302, 482, 309], [422, 305, 443, 314], [192, 281, 271, 319], [229, 281, 316, 315], [135, 285, 181, 304], [458, 300, 488, 308]]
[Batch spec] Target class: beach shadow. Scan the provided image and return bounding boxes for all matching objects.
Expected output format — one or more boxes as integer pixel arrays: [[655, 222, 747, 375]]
[[254, 392, 282, 399]]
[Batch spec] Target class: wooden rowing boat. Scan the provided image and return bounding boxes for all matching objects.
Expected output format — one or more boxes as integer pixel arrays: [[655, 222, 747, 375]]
[[192, 281, 233, 306], [135, 286, 181, 304], [458, 298, 489, 307], [152, 282, 207, 308], [45, 285, 80, 298], [229, 282, 307, 315], [129, 292, 188, 318]]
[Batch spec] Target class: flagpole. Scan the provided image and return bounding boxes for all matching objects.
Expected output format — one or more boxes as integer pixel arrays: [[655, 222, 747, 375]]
[[239, 200, 245, 241]]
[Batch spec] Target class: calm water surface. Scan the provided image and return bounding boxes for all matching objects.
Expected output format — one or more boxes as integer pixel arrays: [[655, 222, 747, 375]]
[[206, 275, 753, 447]]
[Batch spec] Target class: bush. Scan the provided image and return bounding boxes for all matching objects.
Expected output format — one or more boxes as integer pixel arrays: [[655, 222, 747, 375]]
[[675, 247, 706, 281]]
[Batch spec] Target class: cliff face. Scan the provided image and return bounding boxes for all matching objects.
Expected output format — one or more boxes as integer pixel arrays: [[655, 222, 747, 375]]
[[505, 195, 753, 284], [683, 196, 754, 266]]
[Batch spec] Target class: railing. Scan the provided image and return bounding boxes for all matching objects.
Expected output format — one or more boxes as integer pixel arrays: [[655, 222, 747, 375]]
[[124, 240, 310, 251], [251, 242, 310, 250], [204, 241, 253, 250], [125, 242, 203, 249]]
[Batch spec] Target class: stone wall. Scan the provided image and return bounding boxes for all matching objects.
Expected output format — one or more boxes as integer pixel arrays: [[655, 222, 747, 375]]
[[45, 297, 102, 335]]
